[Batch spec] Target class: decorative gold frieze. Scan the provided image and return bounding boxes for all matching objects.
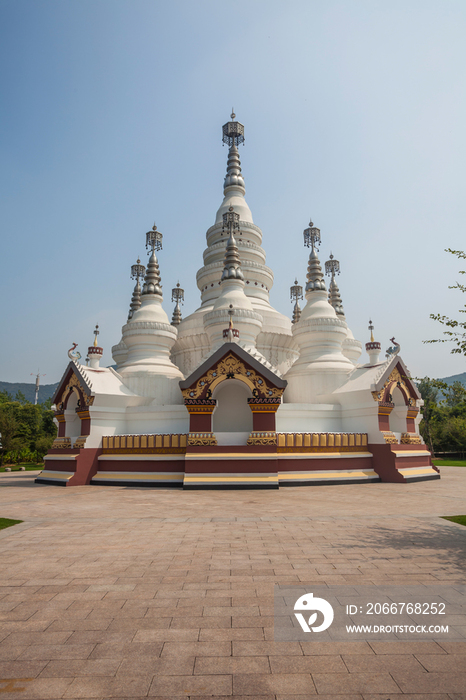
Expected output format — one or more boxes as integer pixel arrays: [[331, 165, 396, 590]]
[[374, 366, 415, 404], [73, 437, 87, 449], [381, 431, 398, 444], [401, 433, 422, 444], [182, 353, 284, 401], [247, 432, 277, 445], [60, 373, 95, 407], [51, 437, 72, 449], [184, 405, 216, 414], [187, 432, 218, 446], [248, 402, 281, 413]]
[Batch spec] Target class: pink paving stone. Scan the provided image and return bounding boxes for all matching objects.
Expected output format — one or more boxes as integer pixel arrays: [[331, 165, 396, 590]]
[[149, 674, 232, 696], [0, 467, 465, 699], [233, 672, 316, 695]]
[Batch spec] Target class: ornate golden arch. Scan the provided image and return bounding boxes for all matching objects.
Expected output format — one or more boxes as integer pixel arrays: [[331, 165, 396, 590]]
[[181, 353, 284, 401]]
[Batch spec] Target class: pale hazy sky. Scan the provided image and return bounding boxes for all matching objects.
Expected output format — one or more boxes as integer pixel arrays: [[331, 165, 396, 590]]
[[1, 0, 466, 384]]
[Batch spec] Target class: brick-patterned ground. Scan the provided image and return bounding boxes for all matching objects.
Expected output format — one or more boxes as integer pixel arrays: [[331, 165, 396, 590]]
[[0, 466, 465, 699]]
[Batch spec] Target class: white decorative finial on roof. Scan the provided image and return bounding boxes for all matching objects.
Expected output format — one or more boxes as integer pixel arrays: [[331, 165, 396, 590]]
[[366, 319, 381, 364], [385, 337, 400, 360], [68, 343, 81, 362]]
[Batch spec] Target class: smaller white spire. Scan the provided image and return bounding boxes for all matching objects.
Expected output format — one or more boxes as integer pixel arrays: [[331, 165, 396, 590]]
[[366, 319, 382, 364], [304, 221, 326, 293], [142, 225, 163, 297], [290, 279, 303, 324], [88, 324, 103, 369], [221, 207, 244, 281], [128, 258, 145, 320], [325, 254, 344, 316], [222, 304, 239, 342], [171, 282, 184, 326]]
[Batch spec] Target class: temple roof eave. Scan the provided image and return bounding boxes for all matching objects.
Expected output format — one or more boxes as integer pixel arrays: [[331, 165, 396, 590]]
[[179, 342, 287, 391]]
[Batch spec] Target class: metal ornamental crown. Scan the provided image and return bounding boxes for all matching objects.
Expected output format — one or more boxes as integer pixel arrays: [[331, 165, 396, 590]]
[[303, 220, 321, 249], [222, 205, 240, 232], [325, 253, 340, 277], [290, 279, 303, 302], [171, 282, 184, 304], [145, 224, 163, 253], [222, 110, 245, 147], [131, 258, 145, 281]]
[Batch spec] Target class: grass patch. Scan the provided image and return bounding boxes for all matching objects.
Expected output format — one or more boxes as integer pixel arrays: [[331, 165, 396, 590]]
[[433, 460, 466, 467], [0, 518, 23, 531], [0, 463, 43, 472], [442, 515, 466, 527]]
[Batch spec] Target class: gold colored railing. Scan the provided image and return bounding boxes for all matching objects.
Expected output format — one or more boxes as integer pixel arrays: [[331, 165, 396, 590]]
[[277, 433, 368, 452], [102, 434, 187, 454]]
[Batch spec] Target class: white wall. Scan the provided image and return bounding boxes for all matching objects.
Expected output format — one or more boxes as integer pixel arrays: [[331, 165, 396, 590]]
[[212, 380, 253, 436]]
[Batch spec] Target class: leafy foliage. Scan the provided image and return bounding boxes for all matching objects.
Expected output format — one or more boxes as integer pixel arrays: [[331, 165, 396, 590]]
[[417, 378, 466, 456], [426, 249, 466, 355], [0, 391, 56, 465]]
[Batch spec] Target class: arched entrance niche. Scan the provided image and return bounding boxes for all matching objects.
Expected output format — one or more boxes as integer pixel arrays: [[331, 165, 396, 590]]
[[389, 386, 408, 440], [212, 379, 253, 445], [64, 390, 81, 442]]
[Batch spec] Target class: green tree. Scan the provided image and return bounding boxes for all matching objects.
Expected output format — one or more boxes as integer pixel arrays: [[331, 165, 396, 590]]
[[443, 380, 466, 408], [34, 435, 55, 461], [417, 377, 439, 453], [427, 249, 466, 355], [0, 405, 22, 465], [0, 395, 57, 465], [14, 390, 28, 405]]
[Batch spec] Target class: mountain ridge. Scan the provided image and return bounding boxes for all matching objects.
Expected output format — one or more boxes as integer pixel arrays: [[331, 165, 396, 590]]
[[2, 370, 465, 405]]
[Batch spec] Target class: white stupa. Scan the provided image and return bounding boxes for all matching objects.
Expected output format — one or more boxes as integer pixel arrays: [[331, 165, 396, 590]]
[[39, 114, 439, 488]]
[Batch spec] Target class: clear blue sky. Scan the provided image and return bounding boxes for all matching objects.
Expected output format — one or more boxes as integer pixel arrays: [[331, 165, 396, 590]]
[[1, 0, 465, 383]]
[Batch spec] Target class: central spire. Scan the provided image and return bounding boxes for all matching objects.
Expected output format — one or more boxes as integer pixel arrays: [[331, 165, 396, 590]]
[[222, 112, 245, 194], [215, 112, 252, 224]]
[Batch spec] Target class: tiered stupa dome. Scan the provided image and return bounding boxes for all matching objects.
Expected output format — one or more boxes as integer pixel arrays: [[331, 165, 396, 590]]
[[170, 112, 298, 377], [114, 224, 183, 402], [284, 221, 355, 400]]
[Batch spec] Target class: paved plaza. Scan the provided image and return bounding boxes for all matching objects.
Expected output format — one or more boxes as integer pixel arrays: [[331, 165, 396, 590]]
[[0, 467, 465, 699]]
